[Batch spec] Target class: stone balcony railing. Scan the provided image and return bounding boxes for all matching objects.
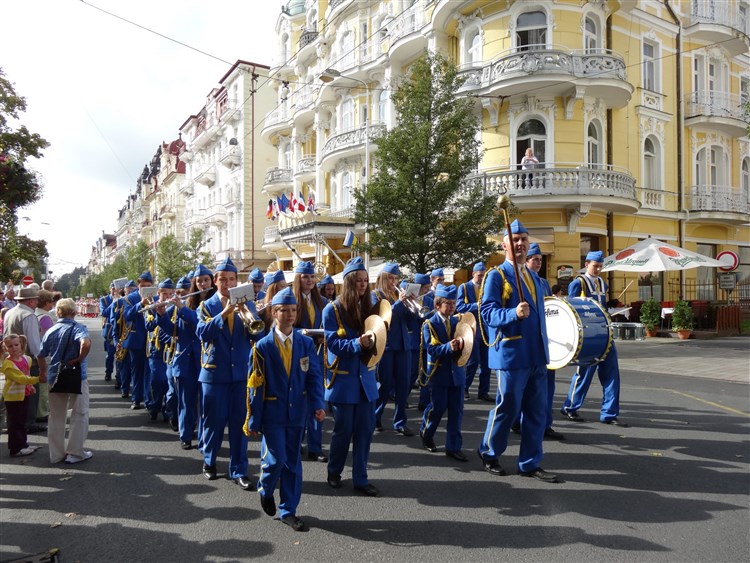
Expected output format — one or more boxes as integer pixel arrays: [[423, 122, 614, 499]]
[[689, 3, 748, 33], [262, 106, 290, 130], [295, 156, 316, 176], [299, 29, 318, 49], [264, 167, 293, 185], [456, 47, 627, 93], [388, 5, 424, 45], [684, 185, 750, 215], [685, 91, 746, 120], [465, 163, 637, 201], [322, 123, 386, 159]]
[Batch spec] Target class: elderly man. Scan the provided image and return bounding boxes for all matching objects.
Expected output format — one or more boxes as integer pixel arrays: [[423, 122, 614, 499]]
[[3, 286, 48, 433]]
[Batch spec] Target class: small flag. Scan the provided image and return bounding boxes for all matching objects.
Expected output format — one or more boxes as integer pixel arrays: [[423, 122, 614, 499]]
[[280, 193, 290, 213], [296, 191, 307, 213], [307, 190, 316, 213], [343, 229, 357, 247], [266, 199, 273, 220]]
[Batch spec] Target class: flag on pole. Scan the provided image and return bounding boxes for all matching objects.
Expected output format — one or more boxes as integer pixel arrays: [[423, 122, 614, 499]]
[[266, 199, 274, 220], [343, 229, 357, 247], [296, 191, 307, 213], [280, 193, 290, 214], [274, 196, 281, 218], [307, 190, 316, 213]]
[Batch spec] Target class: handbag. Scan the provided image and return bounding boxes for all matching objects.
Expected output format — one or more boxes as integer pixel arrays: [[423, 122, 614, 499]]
[[49, 326, 82, 394]]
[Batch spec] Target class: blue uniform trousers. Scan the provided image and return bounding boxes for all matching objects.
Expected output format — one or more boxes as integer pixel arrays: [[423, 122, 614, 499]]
[[117, 353, 132, 393], [146, 357, 169, 419], [479, 365, 547, 473], [375, 349, 410, 430], [464, 342, 490, 397], [165, 371, 178, 425], [303, 352, 324, 454], [328, 399, 375, 487], [562, 345, 620, 421], [104, 341, 115, 377], [258, 425, 305, 519], [515, 368, 557, 430], [201, 380, 249, 479], [177, 375, 201, 443], [129, 349, 148, 404], [420, 384, 464, 452]]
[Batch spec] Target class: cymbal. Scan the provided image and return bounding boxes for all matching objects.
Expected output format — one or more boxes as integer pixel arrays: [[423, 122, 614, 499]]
[[375, 299, 392, 329], [455, 322, 474, 367], [363, 314, 387, 369], [457, 312, 476, 333]]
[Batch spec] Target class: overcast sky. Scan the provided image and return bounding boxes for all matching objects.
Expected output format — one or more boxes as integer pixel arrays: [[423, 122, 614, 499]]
[[2, 0, 282, 277]]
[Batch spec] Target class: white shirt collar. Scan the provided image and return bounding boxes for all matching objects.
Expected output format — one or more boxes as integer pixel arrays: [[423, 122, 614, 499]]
[[274, 327, 293, 344]]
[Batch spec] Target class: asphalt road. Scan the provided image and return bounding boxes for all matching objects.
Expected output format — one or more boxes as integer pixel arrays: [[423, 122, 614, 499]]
[[1, 319, 748, 563]]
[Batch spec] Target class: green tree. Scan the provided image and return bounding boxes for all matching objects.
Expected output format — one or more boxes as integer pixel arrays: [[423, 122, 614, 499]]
[[156, 234, 191, 281], [184, 228, 213, 268], [126, 239, 151, 280], [0, 67, 50, 281], [354, 53, 499, 274]]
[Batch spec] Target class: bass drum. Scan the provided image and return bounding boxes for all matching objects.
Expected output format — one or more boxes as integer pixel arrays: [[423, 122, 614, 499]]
[[544, 296, 613, 370]]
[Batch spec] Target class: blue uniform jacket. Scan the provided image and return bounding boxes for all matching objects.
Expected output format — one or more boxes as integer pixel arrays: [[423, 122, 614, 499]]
[[479, 261, 549, 370], [568, 275, 607, 305], [122, 290, 147, 350], [247, 330, 324, 432], [296, 294, 324, 330], [322, 300, 379, 404], [196, 292, 258, 384], [100, 295, 114, 341], [157, 305, 200, 379], [372, 289, 410, 351], [456, 280, 481, 363], [422, 312, 466, 387]]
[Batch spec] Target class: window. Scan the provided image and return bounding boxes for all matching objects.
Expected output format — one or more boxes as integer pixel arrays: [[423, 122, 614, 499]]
[[696, 243, 716, 300], [378, 89, 388, 123], [516, 118, 546, 166], [741, 76, 749, 103], [280, 33, 289, 64], [584, 16, 599, 52], [341, 98, 354, 131], [341, 171, 352, 209], [340, 29, 355, 68], [468, 31, 482, 65], [742, 158, 750, 203], [283, 142, 292, 169], [638, 272, 664, 302], [643, 41, 658, 92], [516, 11, 547, 51], [587, 121, 602, 167], [643, 137, 657, 190]]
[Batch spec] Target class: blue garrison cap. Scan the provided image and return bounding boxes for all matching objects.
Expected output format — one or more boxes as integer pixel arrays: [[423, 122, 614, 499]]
[[503, 219, 528, 237], [431, 268, 444, 278], [435, 284, 456, 300], [109, 281, 115, 289], [473, 262, 486, 272], [158, 278, 175, 289], [414, 273, 430, 285], [586, 250, 604, 263], [265, 270, 285, 285], [294, 261, 315, 275], [383, 262, 401, 276], [527, 244, 542, 258], [399, 280, 408, 290], [249, 268, 264, 283], [343, 257, 366, 277], [318, 275, 334, 287], [138, 271, 153, 283], [176, 276, 191, 290], [272, 287, 297, 306], [193, 264, 212, 278], [215, 257, 237, 273], [126, 280, 137, 289]]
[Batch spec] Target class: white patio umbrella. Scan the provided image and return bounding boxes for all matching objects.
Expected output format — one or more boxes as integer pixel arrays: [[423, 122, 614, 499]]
[[601, 238, 725, 272]]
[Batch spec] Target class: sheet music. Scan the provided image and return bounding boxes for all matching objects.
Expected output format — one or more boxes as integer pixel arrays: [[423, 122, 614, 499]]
[[228, 284, 255, 305]]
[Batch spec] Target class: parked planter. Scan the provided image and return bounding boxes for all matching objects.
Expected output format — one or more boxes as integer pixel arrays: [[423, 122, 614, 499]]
[[676, 329, 692, 340], [646, 328, 658, 337]]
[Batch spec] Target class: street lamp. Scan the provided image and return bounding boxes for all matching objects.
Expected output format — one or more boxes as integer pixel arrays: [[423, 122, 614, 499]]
[[319, 68, 371, 267]]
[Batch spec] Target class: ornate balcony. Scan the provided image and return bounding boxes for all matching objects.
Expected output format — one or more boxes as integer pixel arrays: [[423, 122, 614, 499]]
[[637, 188, 680, 212], [466, 164, 639, 213], [220, 145, 241, 168], [295, 156, 316, 181], [299, 30, 318, 49], [684, 3, 749, 55], [684, 185, 750, 225], [260, 106, 292, 142], [205, 204, 227, 227], [685, 91, 748, 137], [263, 167, 293, 195], [320, 123, 386, 168], [384, 5, 426, 64], [456, 47, 633, 109], [194, 166, 216, 187], [276, 206, 355, 243], [292, 85, 316, 126], [262, 225, 284, 251]]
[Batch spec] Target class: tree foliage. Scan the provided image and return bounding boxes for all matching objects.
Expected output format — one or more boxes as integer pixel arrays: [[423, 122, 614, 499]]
[[156, 234, 191, 281], [0, 67, 50, 281], [127, 239, 151, 279], [354, 52, 500, 274], [184, 228, 213, 268]]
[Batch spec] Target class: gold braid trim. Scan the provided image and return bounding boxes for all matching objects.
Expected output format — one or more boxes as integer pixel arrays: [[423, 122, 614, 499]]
[[163, 307, 178, 365], [323, 302, 345, 389], [478, 266, 510, 348], [243, 345, 266, 436], [417, 319, 440, 387]]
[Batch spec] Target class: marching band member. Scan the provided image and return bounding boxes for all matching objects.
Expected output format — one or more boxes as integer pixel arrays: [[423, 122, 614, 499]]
[[456, 262, 492, 403], [122, 271, 154, 411], [420, 284, 468, 462], [245, 287, 325, 532], [561, 251, 627, 427], [323, 257, 380, 496], [110, 280, 136, 396], [291, 261, 328, 462], [259, 270, 287, 333], [477, 220, 559, 483], [99, 283, 116, 382], [373, 262, 415, 436], [317, 275, 336, 301], [248, 268, 265, 302], [422, 268, 445, 313], [406, 273, 431, 411], [523, 244, 564, 440], [143, 279, 176, 425]]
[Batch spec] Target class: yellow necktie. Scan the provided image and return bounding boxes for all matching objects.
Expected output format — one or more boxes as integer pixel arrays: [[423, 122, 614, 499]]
[[282, 338, 292, 376], [521, 268, 537, 303], [306, 295, 316, 327], [445, 317, 451, 339], [227, 310, 234, 334]]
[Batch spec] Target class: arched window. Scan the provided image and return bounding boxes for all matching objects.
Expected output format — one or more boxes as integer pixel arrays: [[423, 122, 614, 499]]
[[516, 11, 547, 51], [341, 171, 352, 209], [307, 9, 317, 32], [340, 98, 354, 131], [468, 30, 482, 65], [695, 146, 726, 186], [643, 137, 657, 190], [516, 118, 547, 166], [280, 33, 289, 64], [340, 29, 355, 68], [283, 141, 292, 169], [587, 121, 602, 167], [584, 16, 600, 52], [742, 157, 750, 203], [378, 89, 388, 123]]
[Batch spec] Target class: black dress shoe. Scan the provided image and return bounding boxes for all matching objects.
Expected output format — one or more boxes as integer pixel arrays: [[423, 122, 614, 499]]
[[601, 418, 629, 427], [180, 441, 192, 450], [477, 450, 506, 476], [104, 374, 112, 381], [510, 422, 521, 434], [131, 402, 143, 410], [478, 394, 495, 403], [232, 476, 253, 490], [519, 467, 560, 483], [417, 404, 427, 412], [445, 450, 469, 462], [202, 464, 217, 480], [326, 473, 342, 489], [421, 435, 437, 453], [354, 483, 380, 497], [148, 410, 158, 421], [120, 392, 129, 398], [375, 424, 384, 432], [306, 451, 328, 462], [395, 426, 414, 437], [561, 410, 585, 422], [260, 493, 276, 516], [281, 514, 307, 531], [544, 428, 565, 440], [169, 419, 179, 432], [464, 390, 470, 400]]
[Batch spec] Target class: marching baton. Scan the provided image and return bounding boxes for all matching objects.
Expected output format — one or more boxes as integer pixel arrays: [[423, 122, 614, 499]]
[[497, 194, 525, 305]]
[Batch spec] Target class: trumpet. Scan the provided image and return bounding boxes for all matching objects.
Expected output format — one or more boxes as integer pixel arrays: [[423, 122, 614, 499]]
[[141, 289, 209, 312], [237, 303, 266, 335]]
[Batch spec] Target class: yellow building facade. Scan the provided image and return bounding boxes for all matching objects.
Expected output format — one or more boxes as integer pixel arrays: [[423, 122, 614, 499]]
[[263, 0, 749, 304]]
